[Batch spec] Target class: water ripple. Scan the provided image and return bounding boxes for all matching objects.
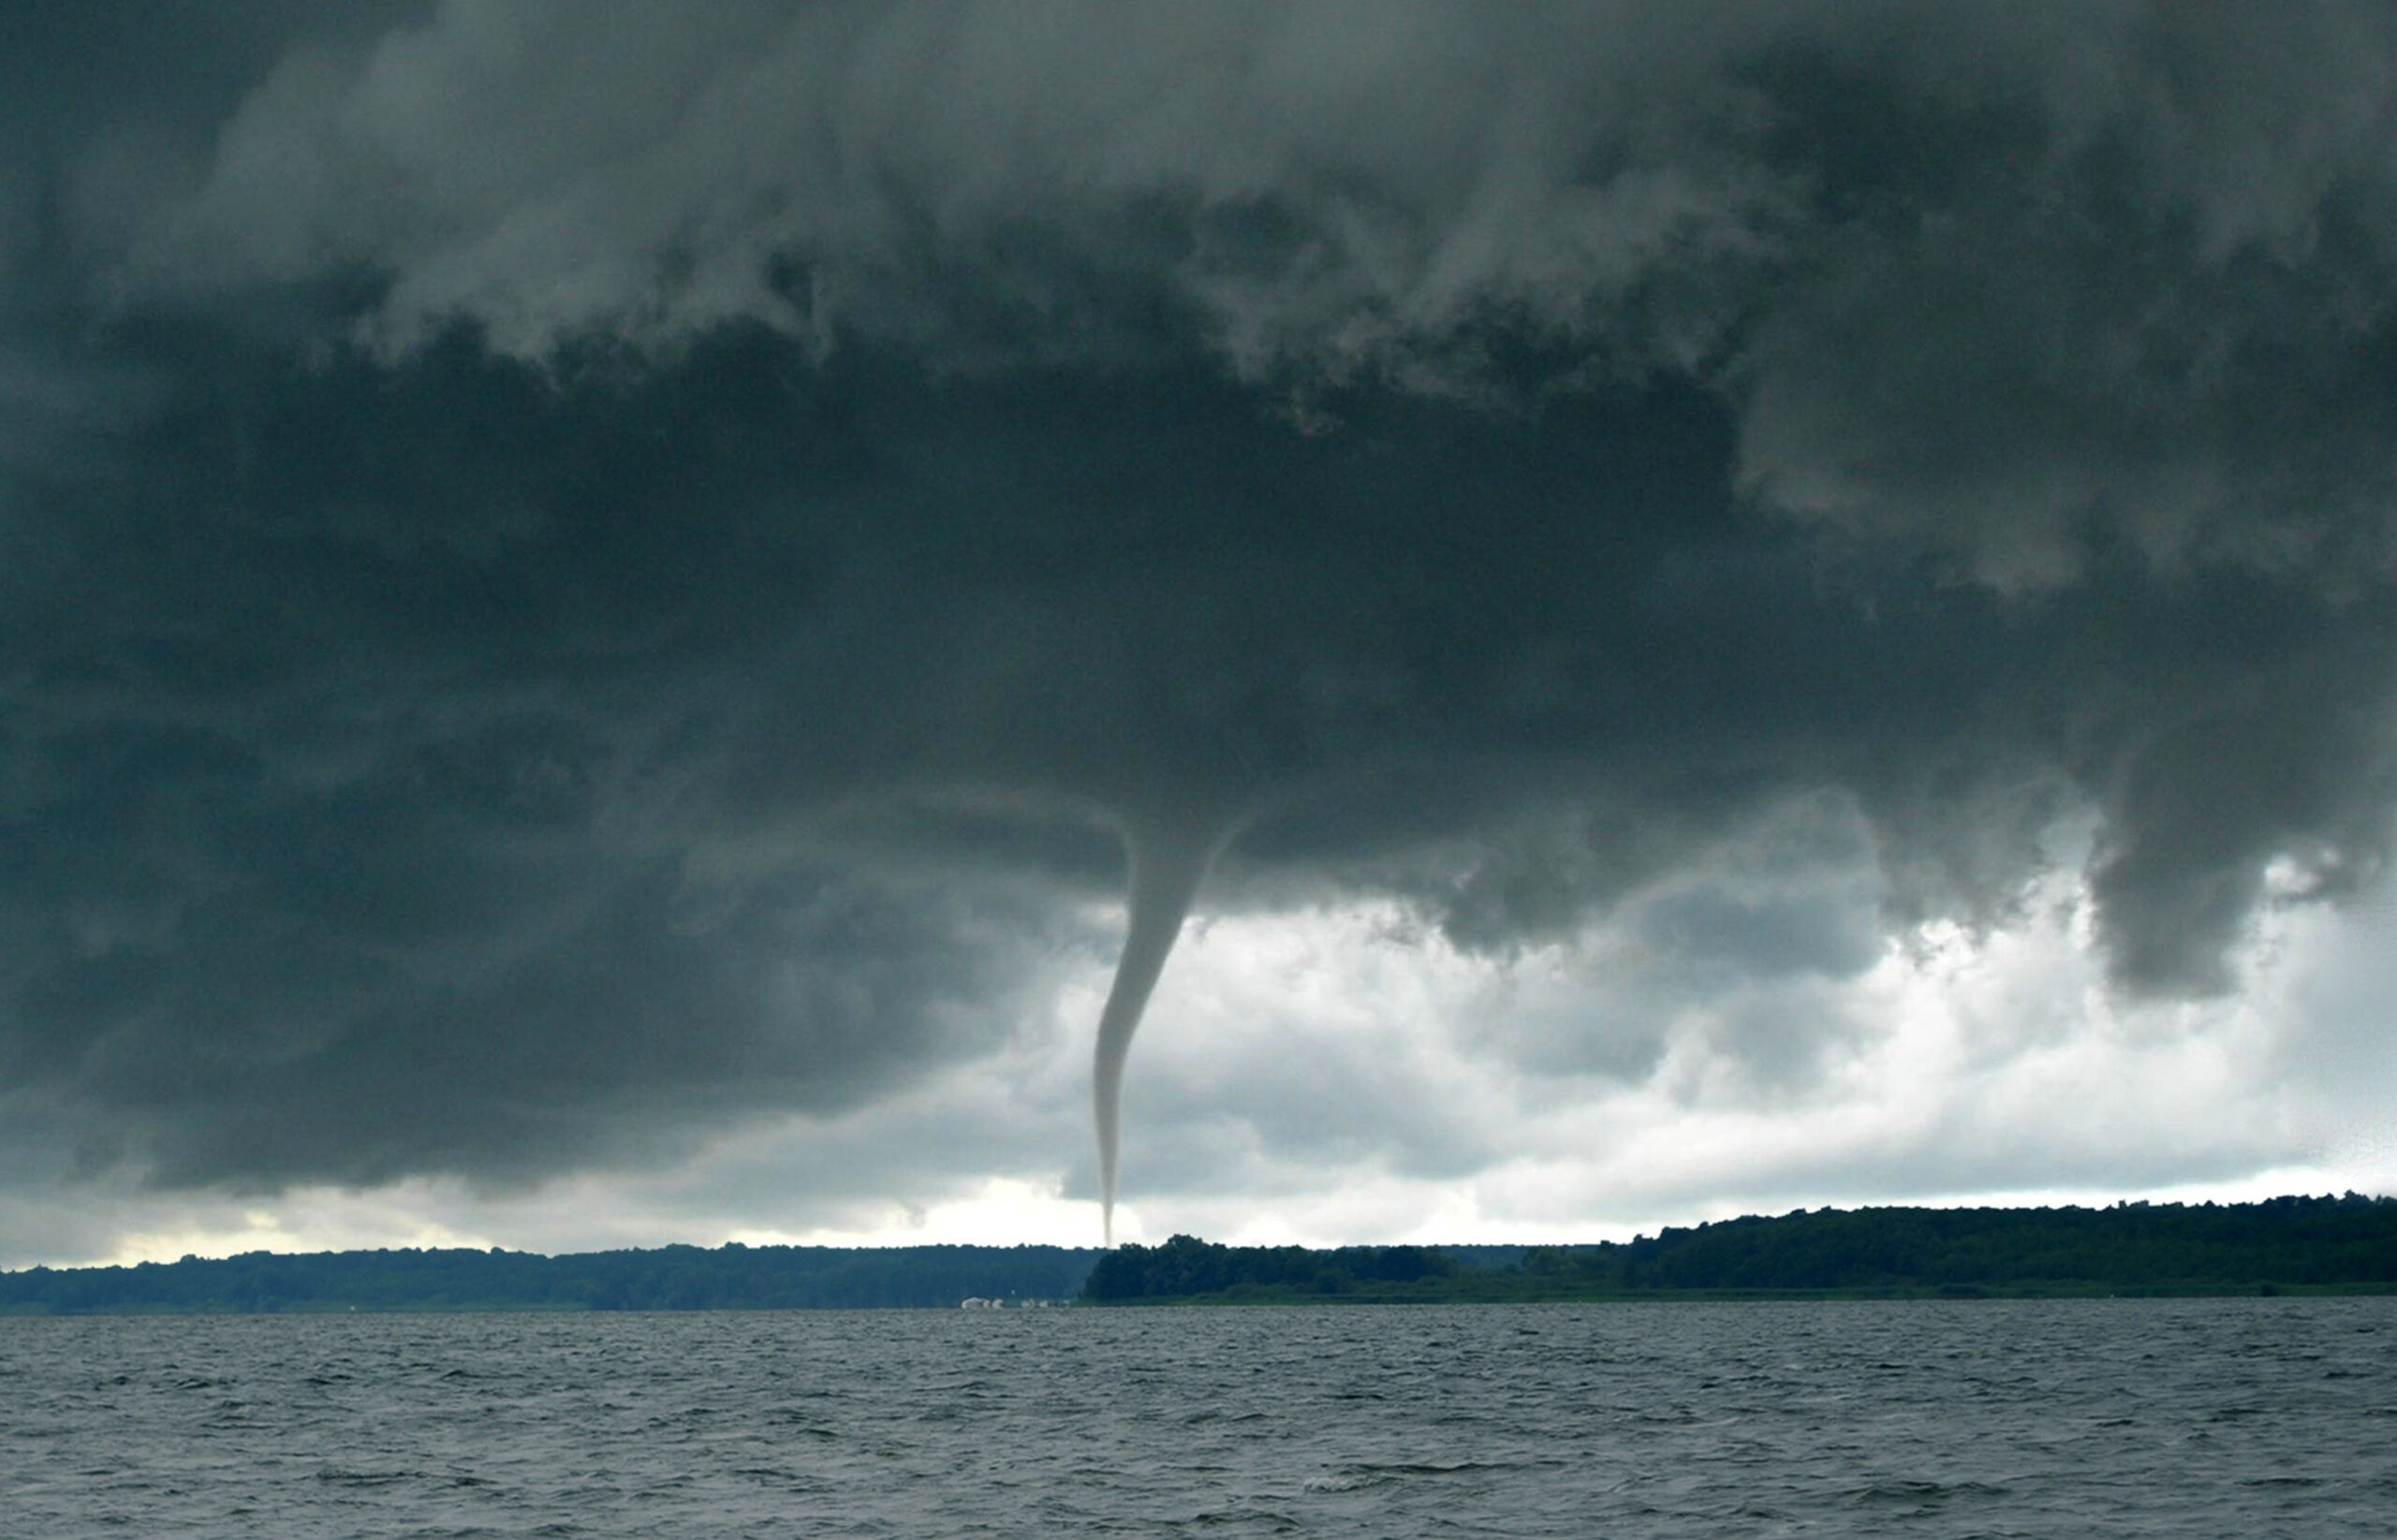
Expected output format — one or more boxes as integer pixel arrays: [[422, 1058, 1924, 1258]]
[[2, 1298, 2392, 1536]]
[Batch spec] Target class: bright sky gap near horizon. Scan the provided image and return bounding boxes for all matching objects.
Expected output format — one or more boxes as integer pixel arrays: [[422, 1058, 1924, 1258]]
[[5, 2, 2397, 1269]]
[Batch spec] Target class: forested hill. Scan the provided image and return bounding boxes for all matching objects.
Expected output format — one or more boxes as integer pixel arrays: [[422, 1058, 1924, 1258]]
[[0, 1243, 1101, 1315], [7, 1196, 2391, 1313], [1082, 1195, 2397, 1303]]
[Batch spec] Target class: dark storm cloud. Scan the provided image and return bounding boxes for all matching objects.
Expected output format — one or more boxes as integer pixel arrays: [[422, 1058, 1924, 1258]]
[[5, 2, 2397, 1196]]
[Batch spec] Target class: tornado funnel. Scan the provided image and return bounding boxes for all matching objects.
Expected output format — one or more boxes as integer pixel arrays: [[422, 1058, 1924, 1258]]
[[1092, 819, 1218, 1246]]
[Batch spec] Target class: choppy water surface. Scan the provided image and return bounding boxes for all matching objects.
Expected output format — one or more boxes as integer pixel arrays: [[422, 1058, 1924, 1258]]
[[5, 1297, 2392, 1536]]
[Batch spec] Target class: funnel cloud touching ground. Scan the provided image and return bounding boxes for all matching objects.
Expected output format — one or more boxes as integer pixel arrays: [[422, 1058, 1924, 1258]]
[[4, 3, 2397, 1261], [1091, 819, 1224, 1245]]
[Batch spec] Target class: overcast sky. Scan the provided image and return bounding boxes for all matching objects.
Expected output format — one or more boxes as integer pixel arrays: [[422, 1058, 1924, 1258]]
[[6, 2, 2397, 1268]]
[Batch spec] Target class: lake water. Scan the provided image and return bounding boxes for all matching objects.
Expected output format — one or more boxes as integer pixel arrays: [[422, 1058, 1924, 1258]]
[[4, 1298, 2391, 1536]]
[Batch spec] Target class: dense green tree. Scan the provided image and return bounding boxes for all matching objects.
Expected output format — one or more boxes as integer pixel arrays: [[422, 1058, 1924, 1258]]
[[7, 1196, 2390, 1313], [1079, 1196, 2397, 1303], [0, 1242, 1103, 1314]]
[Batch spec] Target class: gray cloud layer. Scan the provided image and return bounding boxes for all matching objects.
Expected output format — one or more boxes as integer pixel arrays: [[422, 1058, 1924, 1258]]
[[4, 2, 2395, 1204]]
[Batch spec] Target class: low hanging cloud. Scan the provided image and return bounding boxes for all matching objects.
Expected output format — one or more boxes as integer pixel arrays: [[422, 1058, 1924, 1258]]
[[3, 2, 2396, 1219]]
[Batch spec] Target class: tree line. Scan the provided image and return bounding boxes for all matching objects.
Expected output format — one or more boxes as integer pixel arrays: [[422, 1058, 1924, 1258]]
[[0, 1242, 1101, 1314], [1081, 1195, 2397, 1302], [6, 1195, 2389, 1313]]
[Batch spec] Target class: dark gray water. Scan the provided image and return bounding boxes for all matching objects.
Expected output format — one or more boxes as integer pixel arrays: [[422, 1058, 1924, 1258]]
[[5, 1298, 2391, 1536]]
